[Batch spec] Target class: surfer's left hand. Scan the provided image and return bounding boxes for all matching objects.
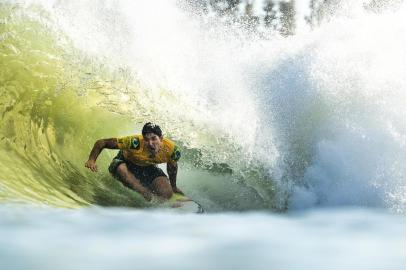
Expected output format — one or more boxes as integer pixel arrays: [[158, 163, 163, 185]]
[[85, 159, 98, 172]]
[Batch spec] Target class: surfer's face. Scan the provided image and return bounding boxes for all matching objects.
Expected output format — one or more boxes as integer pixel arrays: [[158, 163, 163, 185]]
[[143, 133, 163, 155]]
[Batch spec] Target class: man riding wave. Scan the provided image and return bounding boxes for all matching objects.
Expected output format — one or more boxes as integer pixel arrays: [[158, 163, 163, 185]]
[[85, 122, 182, 201]]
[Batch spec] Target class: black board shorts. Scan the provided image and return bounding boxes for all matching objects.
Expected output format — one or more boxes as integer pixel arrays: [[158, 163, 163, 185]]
[[108, 150, 167, 187]]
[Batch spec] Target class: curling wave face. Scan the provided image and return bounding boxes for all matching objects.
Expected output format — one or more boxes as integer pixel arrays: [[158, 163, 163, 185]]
[[0, 2, 276, 211], [1, 0, 406, 213]]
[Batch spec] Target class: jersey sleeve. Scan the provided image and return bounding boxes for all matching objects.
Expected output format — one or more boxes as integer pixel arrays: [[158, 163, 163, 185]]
[[116, 135, 141, 150], [170, 144, 181, 162]]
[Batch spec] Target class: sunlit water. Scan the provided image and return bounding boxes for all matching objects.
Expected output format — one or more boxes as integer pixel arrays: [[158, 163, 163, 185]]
[[1, 0, 406, 269]]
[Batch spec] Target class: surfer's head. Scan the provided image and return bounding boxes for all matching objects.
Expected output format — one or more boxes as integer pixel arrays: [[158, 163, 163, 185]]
[[142, 122, 163, 155]]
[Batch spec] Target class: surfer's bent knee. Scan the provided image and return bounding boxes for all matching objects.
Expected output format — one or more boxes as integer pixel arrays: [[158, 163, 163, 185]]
[[153, 176, 173, 199], [160, 189, 173, 199]]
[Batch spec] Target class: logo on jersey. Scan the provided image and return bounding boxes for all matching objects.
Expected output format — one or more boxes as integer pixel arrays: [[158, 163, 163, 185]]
[[131, 138, 140, 149], [171, 145, 181, 161]]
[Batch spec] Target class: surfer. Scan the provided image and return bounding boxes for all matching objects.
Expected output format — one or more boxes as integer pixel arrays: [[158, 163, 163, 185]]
[[85, 122, 182, 201]]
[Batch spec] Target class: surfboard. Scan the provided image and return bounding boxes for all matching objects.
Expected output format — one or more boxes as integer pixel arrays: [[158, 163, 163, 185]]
[[161, 193, 204, 213]]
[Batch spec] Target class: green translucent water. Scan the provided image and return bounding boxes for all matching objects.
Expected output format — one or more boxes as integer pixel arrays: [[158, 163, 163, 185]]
[[0, 3, 148, 207], [0, 3, 278, 211]]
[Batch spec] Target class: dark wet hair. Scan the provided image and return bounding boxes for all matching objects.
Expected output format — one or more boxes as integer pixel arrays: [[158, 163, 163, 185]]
[[142, 122, 162, 137]]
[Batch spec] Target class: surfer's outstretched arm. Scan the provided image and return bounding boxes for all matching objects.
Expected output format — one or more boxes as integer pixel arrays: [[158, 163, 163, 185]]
[[167, 161, 183, 194], [85, 138, 118, 172]]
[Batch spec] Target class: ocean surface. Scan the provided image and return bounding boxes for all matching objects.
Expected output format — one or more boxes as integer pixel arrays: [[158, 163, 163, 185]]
[[1, 205, 406, 270], [1, 0, 406, 269]]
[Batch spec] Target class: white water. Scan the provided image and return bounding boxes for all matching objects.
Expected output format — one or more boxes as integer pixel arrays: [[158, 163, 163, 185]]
[[1, 205, 405, 270]]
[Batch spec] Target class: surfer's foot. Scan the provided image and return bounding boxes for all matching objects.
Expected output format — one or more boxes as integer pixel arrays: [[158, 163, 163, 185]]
[[141, 191, 153, 201]]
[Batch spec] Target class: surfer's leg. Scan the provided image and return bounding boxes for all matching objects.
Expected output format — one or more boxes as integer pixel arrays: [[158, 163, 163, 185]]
[[150, 176, 173, 199], [116, 163, 152, 201]]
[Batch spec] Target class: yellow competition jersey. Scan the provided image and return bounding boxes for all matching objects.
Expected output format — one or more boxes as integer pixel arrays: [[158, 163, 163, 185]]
[[116, 134, 181, 166]]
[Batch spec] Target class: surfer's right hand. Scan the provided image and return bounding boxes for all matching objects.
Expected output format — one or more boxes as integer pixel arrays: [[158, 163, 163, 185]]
[[85, 159, 98, 172]]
